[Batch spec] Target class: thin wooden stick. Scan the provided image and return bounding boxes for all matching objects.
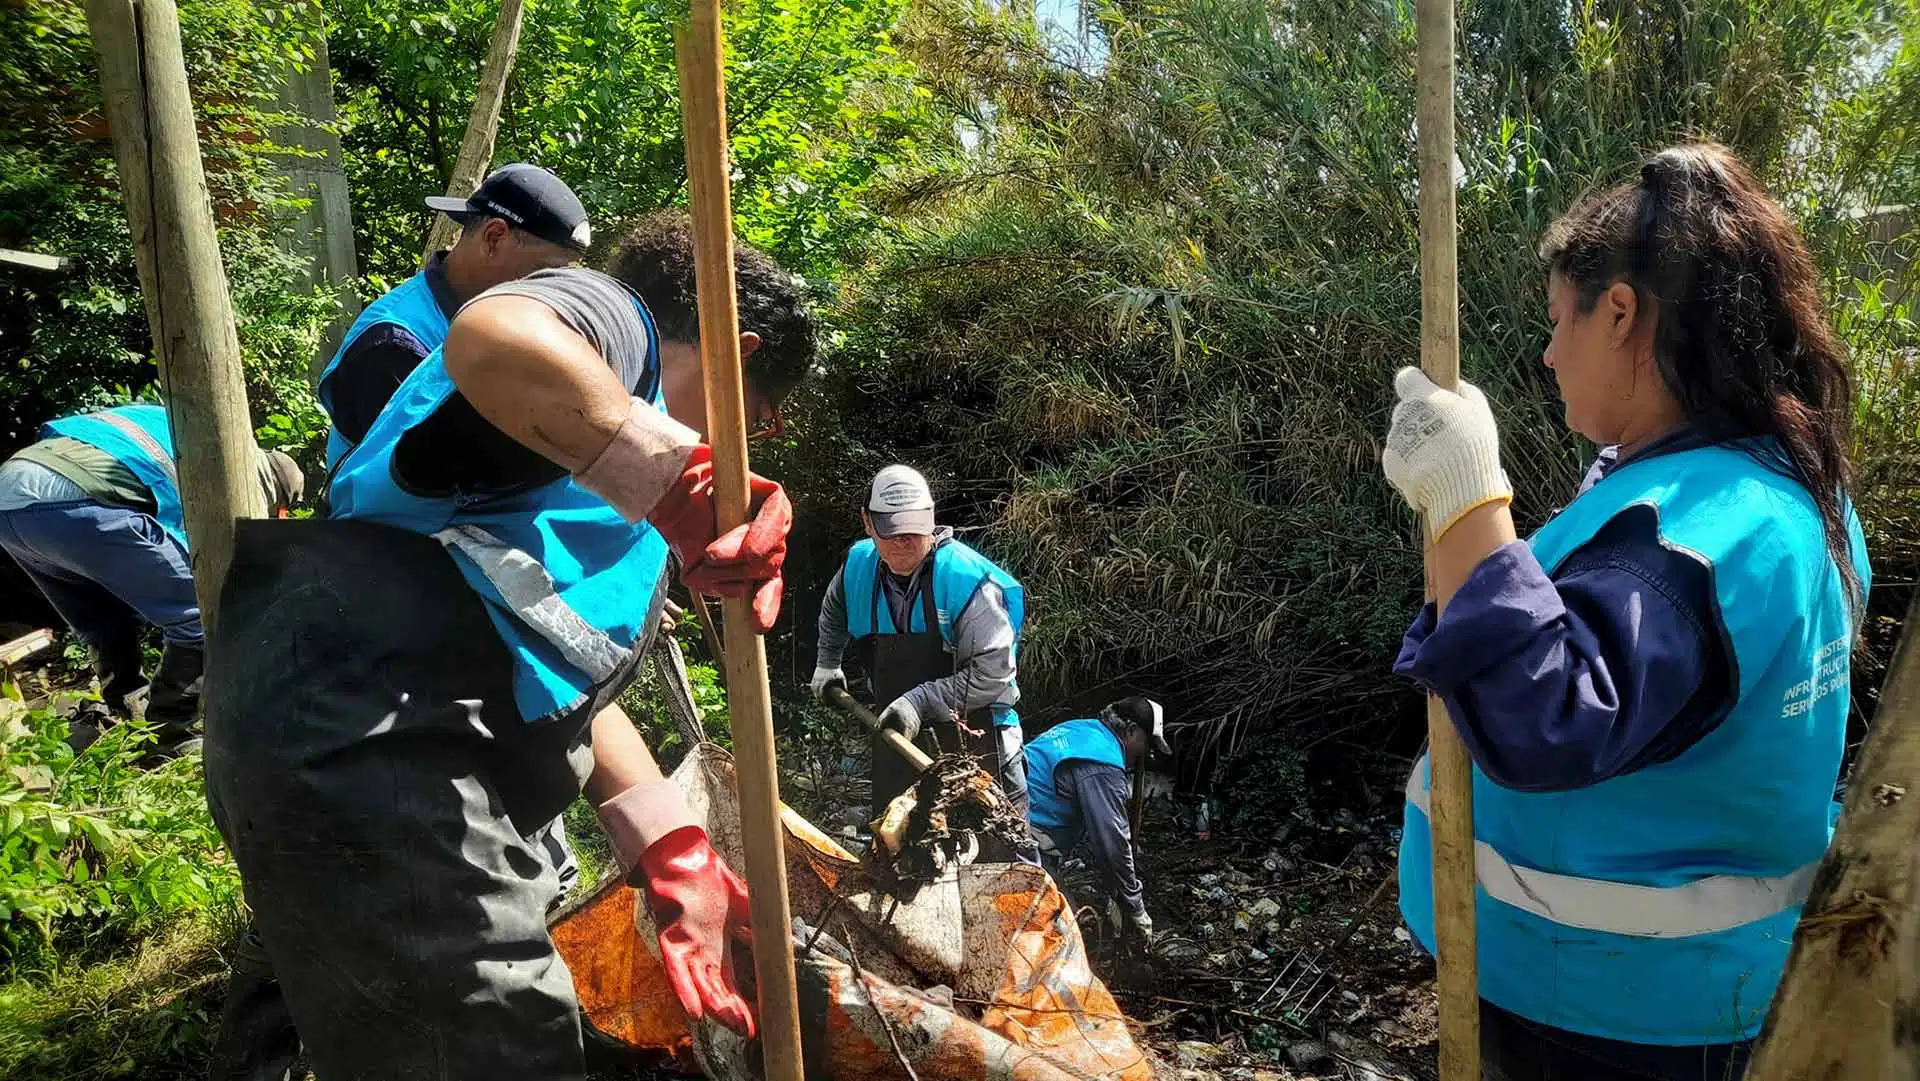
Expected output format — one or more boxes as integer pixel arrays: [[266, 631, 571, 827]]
[[421, 0, 527, 261], [672, 6, 804, 1079], [1414, 0, 1479, 1076]]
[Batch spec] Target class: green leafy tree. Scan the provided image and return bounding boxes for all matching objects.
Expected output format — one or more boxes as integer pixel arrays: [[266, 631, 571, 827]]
[[329, 0, 934, 284], [796, 0, 1920, 787]]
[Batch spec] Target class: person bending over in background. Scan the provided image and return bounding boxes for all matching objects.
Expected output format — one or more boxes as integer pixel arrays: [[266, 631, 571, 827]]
[[1025, 696, 1171, 950], [0, 402, 300, 759]]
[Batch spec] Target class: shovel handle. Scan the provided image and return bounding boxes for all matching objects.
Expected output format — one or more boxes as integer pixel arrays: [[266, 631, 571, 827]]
[[824, 685, 935, 772]]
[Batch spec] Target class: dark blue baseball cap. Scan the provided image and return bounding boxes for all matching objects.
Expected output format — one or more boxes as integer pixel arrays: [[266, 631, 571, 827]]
[[426, 163, 592, 252]]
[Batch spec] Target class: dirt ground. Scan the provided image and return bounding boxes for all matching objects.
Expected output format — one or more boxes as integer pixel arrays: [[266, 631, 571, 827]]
[[1074, 778, 1440, 1080]]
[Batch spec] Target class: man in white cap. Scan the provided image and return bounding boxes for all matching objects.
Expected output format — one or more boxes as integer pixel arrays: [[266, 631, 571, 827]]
[[812, 465, 1032, 824], [1023, 696, 1172, 947]]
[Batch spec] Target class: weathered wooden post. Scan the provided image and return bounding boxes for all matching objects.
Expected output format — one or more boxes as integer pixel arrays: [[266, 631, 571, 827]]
[[421, 0, 528, 261], [84, 0, 267, 632], [1746, 589, 1920, 1080]]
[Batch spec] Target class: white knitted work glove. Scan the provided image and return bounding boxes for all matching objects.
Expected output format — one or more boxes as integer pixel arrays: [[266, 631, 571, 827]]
[[809, 666, 845, 701], [1382, 367, 1513, 539]]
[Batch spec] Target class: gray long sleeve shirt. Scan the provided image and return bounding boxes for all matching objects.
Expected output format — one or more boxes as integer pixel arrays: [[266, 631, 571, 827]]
[[816, 529, 1019, 723], [1049, 758, 1146, 921]]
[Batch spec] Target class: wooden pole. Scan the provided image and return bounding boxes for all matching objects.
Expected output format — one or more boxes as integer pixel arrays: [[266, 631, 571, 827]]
[[85, 0, 267, 634], [1746, 589, 1920, 1080], [673, 6, 805, 1079], [1414, 0, 1479, 1076], [421, 0, 528, 262]]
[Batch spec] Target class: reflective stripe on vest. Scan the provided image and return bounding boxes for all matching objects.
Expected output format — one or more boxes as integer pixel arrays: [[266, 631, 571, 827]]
[[94, 411, 180, 492], [434, 523, 631, 685], [1405, 754, 1818, 938]]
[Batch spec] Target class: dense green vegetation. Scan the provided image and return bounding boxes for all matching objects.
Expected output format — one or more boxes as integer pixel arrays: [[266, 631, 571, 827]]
[[0, 0, 1916, 1074]]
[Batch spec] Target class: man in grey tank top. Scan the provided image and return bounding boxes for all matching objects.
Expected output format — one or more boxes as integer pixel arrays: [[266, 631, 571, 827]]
[[206, 213, 813, 1081]]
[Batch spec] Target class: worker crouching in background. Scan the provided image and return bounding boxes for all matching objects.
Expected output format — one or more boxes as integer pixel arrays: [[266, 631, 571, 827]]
[[0, 402, 301, 758], [1025, 696, 1170, 951], [1384, 144, 1868, 1080]]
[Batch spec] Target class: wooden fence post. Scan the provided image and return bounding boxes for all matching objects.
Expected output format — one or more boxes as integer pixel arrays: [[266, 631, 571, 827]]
[[1746, 588, 1920, 1080], [85, 0, 266, 633]]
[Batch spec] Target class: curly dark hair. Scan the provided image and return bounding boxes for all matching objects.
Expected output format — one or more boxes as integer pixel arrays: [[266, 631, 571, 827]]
[[604, 210, 817, 403], [1539, 143, 1861, 612]]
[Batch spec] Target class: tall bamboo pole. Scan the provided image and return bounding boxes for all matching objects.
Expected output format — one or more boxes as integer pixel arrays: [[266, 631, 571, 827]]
[[1414, 0, 1479, 1076]]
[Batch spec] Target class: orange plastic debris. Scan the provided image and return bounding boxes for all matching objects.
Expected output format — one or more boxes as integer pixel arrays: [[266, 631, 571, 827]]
[[549, 746, 1153, 1080]]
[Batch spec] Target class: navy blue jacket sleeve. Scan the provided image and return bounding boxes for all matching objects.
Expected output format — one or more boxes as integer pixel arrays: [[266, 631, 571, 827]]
[[1058, 759, 1147, 920], [323, 323, 433, 446], [1394, 512, 1733, 792]]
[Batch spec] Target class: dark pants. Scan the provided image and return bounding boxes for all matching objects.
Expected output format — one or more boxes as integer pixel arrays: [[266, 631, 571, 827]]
[[1482, 1000, 1753, 1081], [0, 499, 204, 730], [204, 519, 650, 1081]]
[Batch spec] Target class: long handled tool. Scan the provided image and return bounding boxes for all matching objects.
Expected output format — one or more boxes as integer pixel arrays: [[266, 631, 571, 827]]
[[673, 6, 805, 1079], [823, 684, 935, 773], [1414, 0, 1480, 1076]]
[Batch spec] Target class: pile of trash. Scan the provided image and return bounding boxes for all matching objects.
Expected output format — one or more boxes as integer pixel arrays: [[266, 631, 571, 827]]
[[551, 744, 1152, 1080], [866, 750, 1036, 896]]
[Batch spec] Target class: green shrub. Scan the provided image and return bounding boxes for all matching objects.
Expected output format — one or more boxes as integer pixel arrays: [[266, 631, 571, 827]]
[[0, 689, 240, 972], [793, 0, 1920, 773]]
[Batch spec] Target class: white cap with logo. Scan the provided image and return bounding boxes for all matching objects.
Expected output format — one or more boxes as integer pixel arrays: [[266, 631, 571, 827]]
[[867, 464, 936, 538]]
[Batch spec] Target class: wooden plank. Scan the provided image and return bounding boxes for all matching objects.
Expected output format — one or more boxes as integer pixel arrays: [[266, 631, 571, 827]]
[[0, 629, 55, 667], [0, 249, 71, 272], [674, 4, 804, 1077]]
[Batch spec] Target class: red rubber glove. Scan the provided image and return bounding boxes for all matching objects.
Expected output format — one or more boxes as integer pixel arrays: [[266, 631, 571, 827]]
[[636, 825, 756, 1036], [647, 446, 791, 632]]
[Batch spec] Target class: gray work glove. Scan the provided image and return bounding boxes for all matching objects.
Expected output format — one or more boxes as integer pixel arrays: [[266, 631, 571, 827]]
[[1105, 899, 1154, 943], [877, 697, 922, 743], [809, 665, 845, 701]]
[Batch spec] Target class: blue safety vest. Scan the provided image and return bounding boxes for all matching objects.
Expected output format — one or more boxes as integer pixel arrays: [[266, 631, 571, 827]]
[[326, 312, 669, 725], [1400, 441, 1869, 1045], [43, 404, 188, 549], [842, 537, 1027, 727], [317, 268, 452, 468], [1025, 718, 1126, 832]]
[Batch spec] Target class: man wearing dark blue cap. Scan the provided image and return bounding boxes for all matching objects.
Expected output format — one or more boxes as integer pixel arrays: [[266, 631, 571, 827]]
[[317, 163, 591, 469], [208, 163, 591, 1081]]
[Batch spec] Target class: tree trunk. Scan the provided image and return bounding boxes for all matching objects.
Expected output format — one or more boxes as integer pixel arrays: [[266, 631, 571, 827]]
[[85, 0, 267, 634]]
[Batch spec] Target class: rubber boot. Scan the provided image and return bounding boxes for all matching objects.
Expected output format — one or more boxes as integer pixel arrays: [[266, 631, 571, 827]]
[[143, 643, 205, 758], [94, 623, 148, 712], [68, 627, 146, 752], [206, 929, 301, 1081]]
